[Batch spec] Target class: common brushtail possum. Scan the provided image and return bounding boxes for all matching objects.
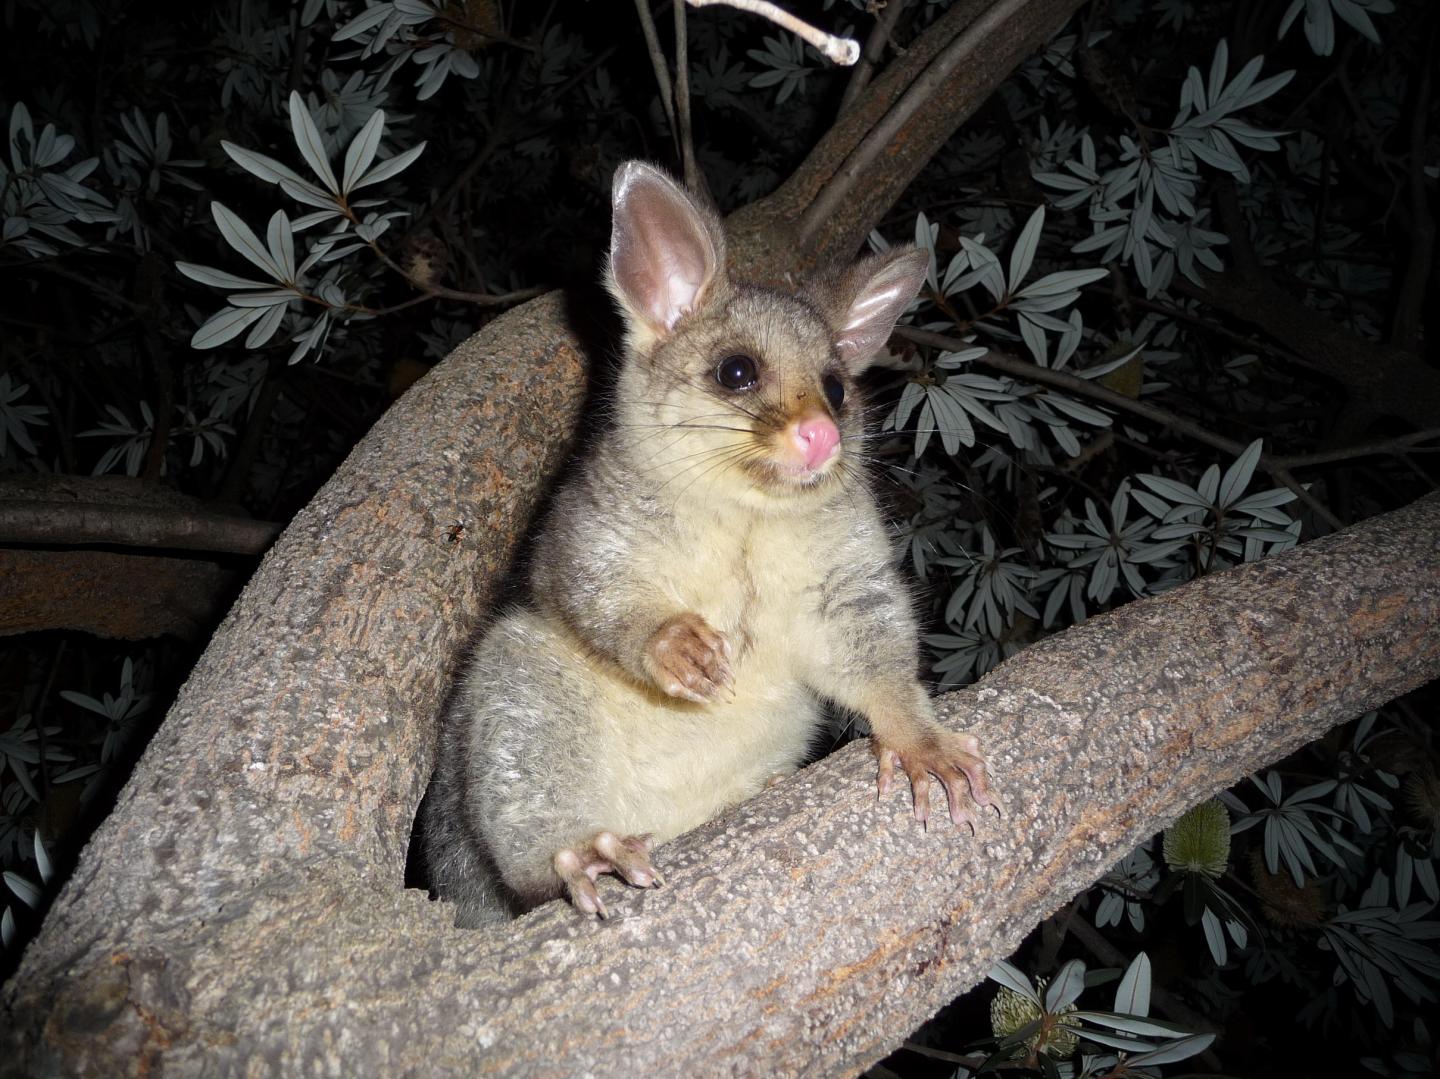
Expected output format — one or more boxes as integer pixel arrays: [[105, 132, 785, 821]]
[[423, 161, 993, 924]]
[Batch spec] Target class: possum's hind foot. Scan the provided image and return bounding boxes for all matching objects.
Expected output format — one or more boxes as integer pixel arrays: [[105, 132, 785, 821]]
[[553, 831, 664, 918], [876, 729, 996, 831]]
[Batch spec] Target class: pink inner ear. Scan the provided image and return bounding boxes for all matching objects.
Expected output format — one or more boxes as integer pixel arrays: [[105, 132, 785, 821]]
[[835, 250, 928, 367], [611, 167, 718, 334], [658, 251, 706, 329]]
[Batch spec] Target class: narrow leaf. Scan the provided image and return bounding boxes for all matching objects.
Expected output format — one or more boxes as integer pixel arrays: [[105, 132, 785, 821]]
[[1008, 205, 1045, 291], [351, 140, 426, 191], [288, 91, 339, 194], [341, 109, 386, 194]]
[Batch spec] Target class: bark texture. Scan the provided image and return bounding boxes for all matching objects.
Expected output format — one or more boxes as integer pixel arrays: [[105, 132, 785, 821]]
[[727, 0, 1089, 278], [3, 470, 1436, 1073], [6, 1, 1433, 1073], [0, 549, 240, 641]]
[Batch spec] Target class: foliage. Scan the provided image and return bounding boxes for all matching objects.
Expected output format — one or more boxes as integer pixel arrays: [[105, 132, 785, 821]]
[[1, 0, 1436, 1073]]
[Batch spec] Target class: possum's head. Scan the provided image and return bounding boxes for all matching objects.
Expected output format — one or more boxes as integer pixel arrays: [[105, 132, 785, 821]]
[[605, 161, 927, 510]]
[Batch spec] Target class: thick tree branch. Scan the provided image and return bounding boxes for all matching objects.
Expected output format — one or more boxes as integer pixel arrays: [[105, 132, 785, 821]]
[[3, 432, 1435, 1067], [726, 0, 1087, 277], [0, 549, 241, 640], [0, 474, 279, 553]]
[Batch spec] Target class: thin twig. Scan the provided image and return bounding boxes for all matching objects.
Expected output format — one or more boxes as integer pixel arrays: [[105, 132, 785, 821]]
[[798, 0, 1030, 245], [685, 0, 860, 65], [634, 0, 678, 148], [838, 0, 908, 116], [673, 0, 703, 194]]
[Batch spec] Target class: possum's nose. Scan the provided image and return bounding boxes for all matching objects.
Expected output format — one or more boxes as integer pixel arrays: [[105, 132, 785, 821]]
[[794, 414, 840, 470]]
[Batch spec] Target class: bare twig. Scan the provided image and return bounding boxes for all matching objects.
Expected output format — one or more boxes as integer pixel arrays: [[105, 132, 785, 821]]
[[686, 0, 860, 65], [798, 0, 1030, 245], [633, 0, 678, 146], [672, 0, 703, 193], [838, 0, 909, 116]]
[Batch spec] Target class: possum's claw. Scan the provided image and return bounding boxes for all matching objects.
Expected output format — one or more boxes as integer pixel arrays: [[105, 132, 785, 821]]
[[876, 730, 994, 831], [553, 831, 663, 918]]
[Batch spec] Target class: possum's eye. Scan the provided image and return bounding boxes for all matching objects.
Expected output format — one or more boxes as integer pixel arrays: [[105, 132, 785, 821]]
[[715, 354, 758, 390], [822, 373, 844, 411]]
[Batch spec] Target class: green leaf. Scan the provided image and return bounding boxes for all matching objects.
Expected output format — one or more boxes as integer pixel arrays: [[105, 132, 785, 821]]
[[3, 871, 42, 909], [190, 305, 267, 349], [222, 141, 308, 188], [174, 262, 274, 291], [210, 202, 283, 280], [1008, 205, 1045, 291], [987, 959, 1040, 1003], [1044, 958, 1086, 1011], [266, 211, 296, 282], [1129, 1033, 1217, 1066], [342, 109, 386, 194], [1219, 438, 1262, 506], [1113, 952, 1151, 1016], [288, 91, 339, 194], [352, 141, 427, 191]]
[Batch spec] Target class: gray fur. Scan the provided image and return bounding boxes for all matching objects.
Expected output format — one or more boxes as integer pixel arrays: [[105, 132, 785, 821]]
[[423, 162, 963, 925]]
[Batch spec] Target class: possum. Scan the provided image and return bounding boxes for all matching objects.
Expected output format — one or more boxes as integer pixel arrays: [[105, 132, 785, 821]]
[[423, 161, 993, 924]]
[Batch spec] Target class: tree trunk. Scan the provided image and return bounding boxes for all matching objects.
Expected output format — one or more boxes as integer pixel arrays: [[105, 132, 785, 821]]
[[10, 1, 1433, 1074]]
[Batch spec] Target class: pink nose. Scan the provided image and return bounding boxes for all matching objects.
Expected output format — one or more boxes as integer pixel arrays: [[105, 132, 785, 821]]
[[794, 415, 840, 470]]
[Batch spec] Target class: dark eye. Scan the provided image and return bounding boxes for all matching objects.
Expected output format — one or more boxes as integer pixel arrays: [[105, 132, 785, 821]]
[[715, 354, 758, 390], [822, 372, 845, 410]]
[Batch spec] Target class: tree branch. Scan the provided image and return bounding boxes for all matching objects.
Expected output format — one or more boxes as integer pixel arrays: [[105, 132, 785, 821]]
[[838, 0, 909, 117], [687, 0, 860, 65], [4, 421, 1435, 1065], [895, 326, 1356, 530]]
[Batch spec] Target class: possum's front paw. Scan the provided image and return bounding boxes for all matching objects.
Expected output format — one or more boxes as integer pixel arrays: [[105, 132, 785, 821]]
[[875, 729, 995, 831], [553, 831, 663, 919], [644, 612, 733, 703]]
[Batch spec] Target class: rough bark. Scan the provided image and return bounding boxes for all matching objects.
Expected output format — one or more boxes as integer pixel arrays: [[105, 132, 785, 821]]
[[728, 0, 1089, 278], [9, 1, 1435, 1074], [0, 549, 240, 641], [0, 475, 278, 639], [2, 464, 1435, 1073], [0, 475, 279, 555]]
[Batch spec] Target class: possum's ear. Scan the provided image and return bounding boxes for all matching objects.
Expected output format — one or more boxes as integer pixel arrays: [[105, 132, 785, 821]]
[[828, 247, 928, 372], [607, 161, 725, 347]]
